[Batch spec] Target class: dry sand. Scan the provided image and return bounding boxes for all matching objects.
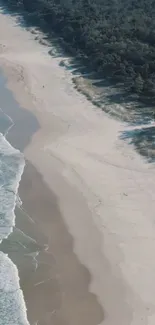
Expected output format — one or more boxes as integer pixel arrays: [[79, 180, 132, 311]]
[[0, 9, 155, 325]]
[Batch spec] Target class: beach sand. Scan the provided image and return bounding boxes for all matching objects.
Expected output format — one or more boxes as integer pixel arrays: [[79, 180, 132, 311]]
[[0, 8, 155, 325]]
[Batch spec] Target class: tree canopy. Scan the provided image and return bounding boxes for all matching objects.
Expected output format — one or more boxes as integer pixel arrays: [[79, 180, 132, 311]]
[[4, 0, 155, 107]]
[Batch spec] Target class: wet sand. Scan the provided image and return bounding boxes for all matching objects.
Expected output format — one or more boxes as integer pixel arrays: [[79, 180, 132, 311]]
[[2, 163, 104, 325], [0, 72, 104, 324], [19, 162, 104, 325]]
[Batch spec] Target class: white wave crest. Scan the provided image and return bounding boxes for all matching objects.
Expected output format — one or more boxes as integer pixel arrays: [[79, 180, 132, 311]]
[[0, 252, 29, 325], [0, 132, 25, 242], [0, 131, 30, 325]]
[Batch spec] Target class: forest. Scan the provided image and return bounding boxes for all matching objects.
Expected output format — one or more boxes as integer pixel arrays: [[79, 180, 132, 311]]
[[3, 0, 155, 106]]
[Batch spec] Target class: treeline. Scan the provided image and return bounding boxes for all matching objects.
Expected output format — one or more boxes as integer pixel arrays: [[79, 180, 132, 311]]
[[3, 0, 155, 103]]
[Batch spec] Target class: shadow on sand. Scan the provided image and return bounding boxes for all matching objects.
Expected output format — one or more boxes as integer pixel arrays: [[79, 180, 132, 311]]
[[1, 0, 155, 122], [1, 0, 155, 164], [120, 125, 155, 163]]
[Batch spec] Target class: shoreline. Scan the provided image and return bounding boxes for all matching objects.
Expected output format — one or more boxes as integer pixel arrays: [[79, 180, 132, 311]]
[[0, 9, 155, 325], [0, 69, 104, 325]]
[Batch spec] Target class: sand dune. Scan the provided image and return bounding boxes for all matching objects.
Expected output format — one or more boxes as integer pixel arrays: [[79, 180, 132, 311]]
[[0, 10, 155, 325]]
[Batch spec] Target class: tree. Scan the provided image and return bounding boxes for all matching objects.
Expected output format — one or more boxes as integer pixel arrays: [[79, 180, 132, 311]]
[[133, 74, 144, 93], [3, 0, 155, 113]]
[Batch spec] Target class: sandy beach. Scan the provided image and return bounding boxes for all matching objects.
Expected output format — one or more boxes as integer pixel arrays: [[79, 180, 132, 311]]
[[0, 8, 155, 325]]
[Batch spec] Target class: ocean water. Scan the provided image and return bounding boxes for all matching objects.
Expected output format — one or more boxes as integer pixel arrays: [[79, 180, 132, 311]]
[[0, 108, 29, 325]]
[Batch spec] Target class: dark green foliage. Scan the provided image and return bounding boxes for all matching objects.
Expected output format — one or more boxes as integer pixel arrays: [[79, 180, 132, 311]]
[[3, 0, 155, 104], [133, 74, 144, 93]]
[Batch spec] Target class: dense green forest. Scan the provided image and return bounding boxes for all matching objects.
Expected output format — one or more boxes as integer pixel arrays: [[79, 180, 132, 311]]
[[3, 0, 155, 106]]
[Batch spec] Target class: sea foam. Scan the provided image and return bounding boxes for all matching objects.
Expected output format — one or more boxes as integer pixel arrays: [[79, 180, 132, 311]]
[[0, 130, 30, 325], [0, 132, 25, 242], [0, 252, 29, 325]]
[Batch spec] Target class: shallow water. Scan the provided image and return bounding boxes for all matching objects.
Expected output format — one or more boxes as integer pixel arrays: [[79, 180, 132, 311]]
[[0, 81, 30, 324]]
